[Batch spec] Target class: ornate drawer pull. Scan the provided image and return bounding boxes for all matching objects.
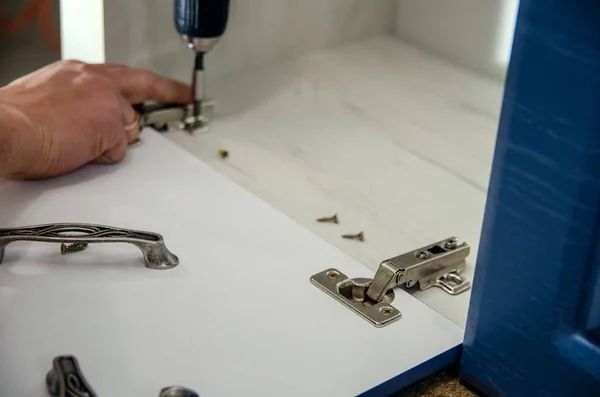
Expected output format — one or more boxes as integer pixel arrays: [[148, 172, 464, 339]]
[[46, 356, 199, 397], [0, 223, 179, 270], [46, 356, 97, 397], [160, 386, 200, 397]]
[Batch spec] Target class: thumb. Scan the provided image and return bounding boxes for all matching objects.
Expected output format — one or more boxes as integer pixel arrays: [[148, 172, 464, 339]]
[[94, 133, 128, 164]]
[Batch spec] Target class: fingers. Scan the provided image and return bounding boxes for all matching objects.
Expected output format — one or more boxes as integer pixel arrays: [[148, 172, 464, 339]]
[[119, 95, 139, 144], [95, 135, 128, 164], [94, 93, 139, 165], [89, 64, 192, 104]]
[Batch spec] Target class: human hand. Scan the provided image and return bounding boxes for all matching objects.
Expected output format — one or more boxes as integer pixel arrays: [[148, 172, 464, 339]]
[[0, 60, 191, 179]]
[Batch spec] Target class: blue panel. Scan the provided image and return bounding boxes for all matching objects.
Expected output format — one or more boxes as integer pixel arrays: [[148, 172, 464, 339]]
[[461, 0, 600, 396], [583, 236, 600, 343]]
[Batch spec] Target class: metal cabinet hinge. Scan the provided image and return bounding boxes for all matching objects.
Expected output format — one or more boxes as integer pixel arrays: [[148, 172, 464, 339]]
[[310, 237, 471, 327], [134, 100, 215, 134]]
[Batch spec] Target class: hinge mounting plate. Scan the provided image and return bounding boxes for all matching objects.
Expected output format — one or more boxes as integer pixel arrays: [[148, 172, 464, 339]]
[[310, 269, 402, 327]]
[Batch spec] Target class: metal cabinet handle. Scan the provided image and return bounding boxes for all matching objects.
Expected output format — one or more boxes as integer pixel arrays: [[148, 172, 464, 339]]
[[46, 356, 199, 397], [46, 356, 97, 397], [0, 223, 179, 270], [160, 386, 200, 397]]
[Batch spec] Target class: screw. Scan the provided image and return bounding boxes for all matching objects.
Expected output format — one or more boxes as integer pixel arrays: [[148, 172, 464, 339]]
[[415, 251, 428, 259], [218, 149, 229, 159], [342, 231, 364, 241], [380, 307, 394, 316], [60, 243, 88, 255], [444, 237, 459, 249], [181, 117, 206, 133], [326, 270, 340, 279], [316, 214, 339, 224]]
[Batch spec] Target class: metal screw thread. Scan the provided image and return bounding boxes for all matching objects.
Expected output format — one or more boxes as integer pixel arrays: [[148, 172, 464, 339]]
[[60, 243, 88, 255], [316, 214, 339, 223], [342, 231, 364, 241]]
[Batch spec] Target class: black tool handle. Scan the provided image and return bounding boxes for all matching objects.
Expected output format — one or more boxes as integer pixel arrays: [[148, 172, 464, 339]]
[[174, 0, 230, 38]]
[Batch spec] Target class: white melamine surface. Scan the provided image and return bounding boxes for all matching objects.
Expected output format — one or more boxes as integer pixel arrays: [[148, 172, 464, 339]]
[[0, 132, 462, 396], [100, 0, 396, 82], [395, 0, 519, 79], [60, 0, 106, 62], [168, 36, 504, 328]]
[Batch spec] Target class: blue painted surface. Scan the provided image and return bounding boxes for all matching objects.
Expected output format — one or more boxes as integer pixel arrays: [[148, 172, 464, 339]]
[[583, 236, 600, 343], [462, 1, 600, 396], [360, 346, 461, 397]]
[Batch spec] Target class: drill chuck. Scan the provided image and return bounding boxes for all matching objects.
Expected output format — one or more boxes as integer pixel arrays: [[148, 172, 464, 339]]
[[174, 0, 230, 52], [174, 0, 230, 127]]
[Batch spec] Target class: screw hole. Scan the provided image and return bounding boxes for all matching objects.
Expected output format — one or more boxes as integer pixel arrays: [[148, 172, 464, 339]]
[[326, 271, 340, 280], [380, 307, 394, 316]]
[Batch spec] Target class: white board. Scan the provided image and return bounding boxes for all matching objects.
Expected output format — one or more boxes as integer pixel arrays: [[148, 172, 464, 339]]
[[168, 36, 503, 328], [0, 131, 462, 396]]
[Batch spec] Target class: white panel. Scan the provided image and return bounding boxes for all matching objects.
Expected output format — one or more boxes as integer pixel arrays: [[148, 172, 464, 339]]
[[495, 0, 520, 67], [60, 0, 105, 62], [0, 131, 462, 396], [168, 36, 504, 327], [100, 0, 397, 82], [395, 0, 518, 79]]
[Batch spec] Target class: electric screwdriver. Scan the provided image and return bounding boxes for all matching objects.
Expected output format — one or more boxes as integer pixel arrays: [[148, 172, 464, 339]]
[[174, 0, 230, 126]]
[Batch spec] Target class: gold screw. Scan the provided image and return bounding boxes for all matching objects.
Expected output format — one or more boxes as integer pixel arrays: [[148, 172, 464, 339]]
[[380, 307, 394, 316], [60, 243, 88, 255], [316, 214, 338, 224], [342, 231, 364, 241], [218, 149, 229, 159]]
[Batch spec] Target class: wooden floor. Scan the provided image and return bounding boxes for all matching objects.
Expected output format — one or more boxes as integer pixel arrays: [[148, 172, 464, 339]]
[[394, 366, 481, 397]]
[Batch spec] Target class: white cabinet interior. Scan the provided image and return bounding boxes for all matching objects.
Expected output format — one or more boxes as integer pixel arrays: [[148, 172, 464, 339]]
[[0, 1, 510, 394], [395, 0, 519, 79], [168, 36, 503, 327], [55, 0, 506, 329], [71, 0, 505, 327], [99, 0, 397, 83]]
